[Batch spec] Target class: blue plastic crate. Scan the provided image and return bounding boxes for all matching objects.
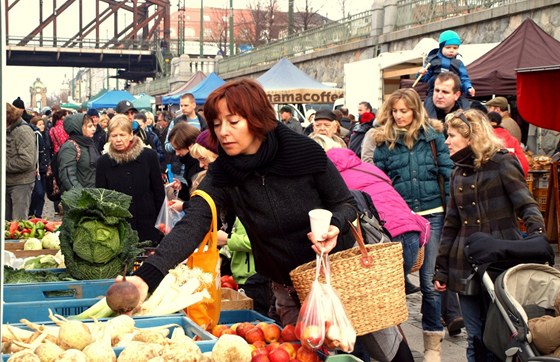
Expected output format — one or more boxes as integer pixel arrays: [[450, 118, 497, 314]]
[[3, 297, 103, 324], [3, 279, 113, 302], [1, 315, 215, 361], [218, 309, 275, 324]]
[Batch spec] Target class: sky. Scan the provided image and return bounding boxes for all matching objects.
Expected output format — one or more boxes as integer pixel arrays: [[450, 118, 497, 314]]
[[4, 0, 370, 107]]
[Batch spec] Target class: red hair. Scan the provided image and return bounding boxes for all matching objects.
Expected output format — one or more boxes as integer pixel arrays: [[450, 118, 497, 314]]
[[203, 78, 278, 144]]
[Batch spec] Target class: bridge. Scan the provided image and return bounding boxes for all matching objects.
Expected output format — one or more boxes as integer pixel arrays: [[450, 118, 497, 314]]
[[4, 0, 172, 81]]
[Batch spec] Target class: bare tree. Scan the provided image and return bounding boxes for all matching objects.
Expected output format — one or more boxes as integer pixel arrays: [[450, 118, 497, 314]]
[[295, 0, 323, 31], [337, 0, 353, 18], [237, 0, 280, 47]]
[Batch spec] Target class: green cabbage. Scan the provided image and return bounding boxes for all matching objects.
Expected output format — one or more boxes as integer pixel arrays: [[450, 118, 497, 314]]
[[41, 231, 60, 250], [24, 238, 43, 250], [59, 188, 145, 280]]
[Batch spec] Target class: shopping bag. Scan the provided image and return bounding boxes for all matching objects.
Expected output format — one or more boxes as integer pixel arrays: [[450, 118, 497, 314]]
[[295, 253, 327, 350], [154, 189, 183, 235], [320, 253, 356, 353], [185, 189, 222, 331]]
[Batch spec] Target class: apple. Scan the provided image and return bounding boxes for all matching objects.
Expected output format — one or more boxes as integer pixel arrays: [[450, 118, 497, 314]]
[[221, 327, 236, 336], [301, 325, 323, 349], [266, 342, 281, 353], [252, 347, 268, 359], [256, 322, 269, 330], [236, 322, 255, 339], [262, 324, 281, 343], [279, 342, 297, 359], [294, 321, 303, 340], [245, 326, 266, 344], [230, 322, 241, 333], [269, 347, 290, 362], [251, 354, 271, 362], [252, 340, 267, 349], [211, 324, 228, 338], [296, 345, 320, 362], [281, 324, 298, 342]]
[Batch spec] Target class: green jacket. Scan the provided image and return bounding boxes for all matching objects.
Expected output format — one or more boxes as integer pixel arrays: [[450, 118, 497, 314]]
[[6, 119, 37, 186], [220, 218, 256, 285], [58, 114, 96, 191]]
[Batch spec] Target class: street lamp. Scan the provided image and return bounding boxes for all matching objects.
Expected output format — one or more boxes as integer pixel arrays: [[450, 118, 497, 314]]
[[199, 0, 204, 57], [178, 0, 185, 55], [229, 0, 234, 56]]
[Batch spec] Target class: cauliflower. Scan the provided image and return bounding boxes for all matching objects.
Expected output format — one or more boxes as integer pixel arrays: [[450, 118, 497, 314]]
[[24, 238, 43, 250], [211, 334, 251, 362], [42, 231, 61, 250]]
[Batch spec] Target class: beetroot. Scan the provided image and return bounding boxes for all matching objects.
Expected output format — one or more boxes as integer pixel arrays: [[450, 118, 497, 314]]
[[106, 275, 140, 315]]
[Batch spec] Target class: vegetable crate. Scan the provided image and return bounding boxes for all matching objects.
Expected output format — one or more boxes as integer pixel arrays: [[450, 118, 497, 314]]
[[218, 310, 275, 325], [1, 315, 216, 361], [3, 279, 113, 302], [221, 287, 253, 310], [2, 297, 104, 324], [4, 240, 59, 258]]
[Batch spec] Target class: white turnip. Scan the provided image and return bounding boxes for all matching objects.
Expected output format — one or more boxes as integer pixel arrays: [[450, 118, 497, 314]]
[[48, 310, 93, 350], [116, 342, 164, 362], [211, 334, 251, 362], [34, 340, 64, 362], [57, 349, 87, 362], [6, 350, 40, 362]]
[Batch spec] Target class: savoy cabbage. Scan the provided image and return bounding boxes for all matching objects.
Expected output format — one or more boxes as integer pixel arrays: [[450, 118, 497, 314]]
[[60, 188, 144, 280]]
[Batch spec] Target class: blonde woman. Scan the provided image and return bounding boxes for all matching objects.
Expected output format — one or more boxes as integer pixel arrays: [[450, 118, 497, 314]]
[[434, 109, 545, 361], [95, 114, 165, 244]]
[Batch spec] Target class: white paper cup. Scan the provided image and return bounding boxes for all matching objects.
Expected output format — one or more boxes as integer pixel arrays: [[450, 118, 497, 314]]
[[309, 209, 332, 241]]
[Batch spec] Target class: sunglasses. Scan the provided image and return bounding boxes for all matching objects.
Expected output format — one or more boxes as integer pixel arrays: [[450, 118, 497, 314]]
[[445, 110, 472, 132]]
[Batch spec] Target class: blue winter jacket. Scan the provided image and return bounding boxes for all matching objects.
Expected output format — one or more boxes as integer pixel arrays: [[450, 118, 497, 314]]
[[372, 121, 453, 213]]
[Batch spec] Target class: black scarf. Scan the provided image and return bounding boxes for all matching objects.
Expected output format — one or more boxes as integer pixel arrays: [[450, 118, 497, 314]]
[[70, 134, 101, 167], [210, 123, 328, 186], [451, 146, 475, 169]]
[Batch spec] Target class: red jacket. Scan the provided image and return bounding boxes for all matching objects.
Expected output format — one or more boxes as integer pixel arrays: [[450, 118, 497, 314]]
[[493, 127, 529, 176]]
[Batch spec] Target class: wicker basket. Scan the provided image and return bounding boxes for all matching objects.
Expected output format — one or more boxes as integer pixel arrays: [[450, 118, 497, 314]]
[[290, 222, 408, 336], [410, 246, 425, 273]]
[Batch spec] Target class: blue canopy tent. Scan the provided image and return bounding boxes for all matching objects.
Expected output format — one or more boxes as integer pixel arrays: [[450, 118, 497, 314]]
[[87, 90, 135, 109], [133, 94, 155, 111], [163, 72, 225, 105]]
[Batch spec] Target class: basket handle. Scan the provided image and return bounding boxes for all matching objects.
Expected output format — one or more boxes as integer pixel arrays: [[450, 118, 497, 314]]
[[348, 217, 374, 268]]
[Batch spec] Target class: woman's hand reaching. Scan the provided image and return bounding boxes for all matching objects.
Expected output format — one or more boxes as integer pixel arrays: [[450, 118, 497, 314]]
[[114, 275, 149, 309], [308, 225, 339, 255]]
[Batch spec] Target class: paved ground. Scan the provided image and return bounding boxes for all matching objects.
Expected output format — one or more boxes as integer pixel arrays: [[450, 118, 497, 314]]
[[402, 272, 468, 362]]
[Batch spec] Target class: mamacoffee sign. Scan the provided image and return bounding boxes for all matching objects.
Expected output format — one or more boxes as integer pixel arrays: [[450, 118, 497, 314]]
[[266, 90, 344, 104]]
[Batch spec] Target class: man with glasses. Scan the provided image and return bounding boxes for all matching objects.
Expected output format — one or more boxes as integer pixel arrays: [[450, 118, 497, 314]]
[[115, 100, 139, 121], [430, 72, 470, 121]]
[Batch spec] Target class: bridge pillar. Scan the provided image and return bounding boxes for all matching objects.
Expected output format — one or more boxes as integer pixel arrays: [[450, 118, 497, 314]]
[[371, 0, 385, 37], [383, 0, 399, 34]]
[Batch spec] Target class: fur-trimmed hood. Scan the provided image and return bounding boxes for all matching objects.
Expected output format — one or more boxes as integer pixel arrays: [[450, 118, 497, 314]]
[[106, 136, 147, 164], [371, 118, 445, 145]]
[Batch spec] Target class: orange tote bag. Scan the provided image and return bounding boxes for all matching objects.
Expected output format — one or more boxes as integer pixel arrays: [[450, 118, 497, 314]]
[[185, 189, 222, 331]]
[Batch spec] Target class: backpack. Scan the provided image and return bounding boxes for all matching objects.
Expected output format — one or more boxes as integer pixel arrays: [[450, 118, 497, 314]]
[[46, 139, 81, 202], [349, 189, 392, 244]]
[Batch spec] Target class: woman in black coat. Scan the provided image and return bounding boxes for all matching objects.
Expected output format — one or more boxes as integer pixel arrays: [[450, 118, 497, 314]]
[[95, 114, 165, 244]]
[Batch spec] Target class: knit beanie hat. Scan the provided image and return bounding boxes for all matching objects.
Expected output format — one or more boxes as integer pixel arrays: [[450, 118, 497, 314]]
[[196, 129, 218, 154], [12, 97, 25, 110], [439, 30, 461, 47]]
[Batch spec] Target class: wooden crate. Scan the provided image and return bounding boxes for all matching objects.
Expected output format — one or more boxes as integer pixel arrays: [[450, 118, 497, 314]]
[[221, 288, 253, 311], [4, 241, 58, 258]]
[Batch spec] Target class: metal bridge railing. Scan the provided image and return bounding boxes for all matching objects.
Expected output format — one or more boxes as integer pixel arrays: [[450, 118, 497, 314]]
[[395, 0, 519, 29], [217, 10, 373, 74], [6, 36, 156, 51]]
